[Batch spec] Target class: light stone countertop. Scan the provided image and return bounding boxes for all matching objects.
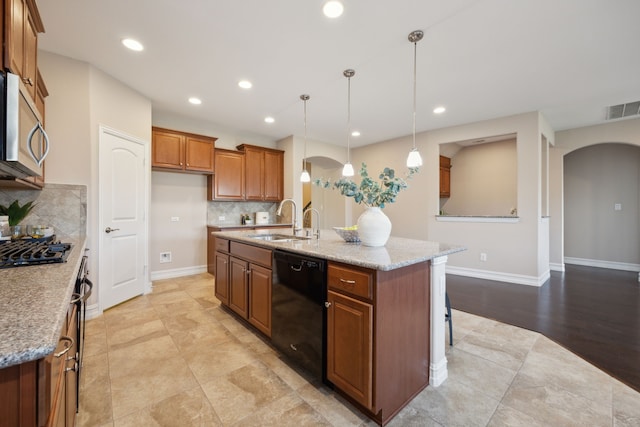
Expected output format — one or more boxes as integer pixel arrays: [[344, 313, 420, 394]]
[[212, 229, 465, 271], [0, 236, 86, 369], [207, 223, 293, 230]]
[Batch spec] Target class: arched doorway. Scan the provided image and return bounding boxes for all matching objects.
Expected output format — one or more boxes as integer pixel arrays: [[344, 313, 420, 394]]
[[302, 156, 348, 229]]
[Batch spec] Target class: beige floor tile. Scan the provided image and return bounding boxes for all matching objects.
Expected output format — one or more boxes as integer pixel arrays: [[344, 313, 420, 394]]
[[183, 337, 257, 384], [408, 378, 501, 427], [104, 305, 159, 334], [113, 386, 222, 427], [612, 379, 640, 426], [108, 335, 180, 380], [149, 289, 206, 318], [231, 391, 332, 426], [446, 346, 517, 401], [501, 373, 612, 426], [386, 405, 443, 427], [200, 360, 294, 425], [259, 351, 311, 391], [517, 336, 613, 405], [83, 317, 109, 358], [296, 382, 371, 427], [110, 353, 198, 420], [76, 352, 112, 427], [160, 308, 221, 335], [107, 318, 168, 352], [487, 403, 545, 427]]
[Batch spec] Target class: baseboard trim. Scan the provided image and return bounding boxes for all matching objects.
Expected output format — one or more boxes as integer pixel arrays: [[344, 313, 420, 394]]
[[445, 265, 546, 287], [150, 265, 208, 281], [550, 262, 565, 272], [564, 257, 640, 272], [85, 303, 102, 320]]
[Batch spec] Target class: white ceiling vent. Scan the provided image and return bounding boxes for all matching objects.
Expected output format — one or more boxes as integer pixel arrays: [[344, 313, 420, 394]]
[[606, 101, 640, 120]]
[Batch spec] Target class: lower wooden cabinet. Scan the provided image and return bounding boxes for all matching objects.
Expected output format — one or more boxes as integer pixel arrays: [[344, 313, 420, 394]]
[[214, 240, 272, 337], [326, 290, 373, 409], [440, 155, 451, 197]]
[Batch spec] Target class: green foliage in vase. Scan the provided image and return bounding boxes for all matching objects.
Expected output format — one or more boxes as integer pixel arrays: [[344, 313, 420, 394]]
[[0, 200, 37, 226], [314, 163, 418, 208]]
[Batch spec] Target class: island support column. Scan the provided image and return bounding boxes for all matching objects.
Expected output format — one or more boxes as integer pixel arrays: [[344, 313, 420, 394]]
[[429, 255, 448, 386]]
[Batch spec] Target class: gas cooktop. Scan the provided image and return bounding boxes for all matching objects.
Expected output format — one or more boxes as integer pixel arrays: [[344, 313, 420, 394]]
[[0, 236, 72, 268]]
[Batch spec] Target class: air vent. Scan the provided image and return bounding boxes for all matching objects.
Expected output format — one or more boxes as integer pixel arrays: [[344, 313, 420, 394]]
[[606, 101, 640, 120]]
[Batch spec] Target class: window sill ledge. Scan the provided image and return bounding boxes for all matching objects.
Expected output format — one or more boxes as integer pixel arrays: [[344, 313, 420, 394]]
[[436, 215, 520, 223]]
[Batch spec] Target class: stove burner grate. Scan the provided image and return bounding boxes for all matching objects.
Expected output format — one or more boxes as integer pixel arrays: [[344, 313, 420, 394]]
[[0, 237, 72, 268]]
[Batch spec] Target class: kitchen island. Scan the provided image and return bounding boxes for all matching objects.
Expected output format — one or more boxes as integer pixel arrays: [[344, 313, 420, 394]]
[[0, 236, 87, 426], [212, 228, 465, 426]]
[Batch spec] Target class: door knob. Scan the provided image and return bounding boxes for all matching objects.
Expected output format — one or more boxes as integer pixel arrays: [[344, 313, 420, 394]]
[[105, 227, 120, 234], [324, 302, 332, 308]]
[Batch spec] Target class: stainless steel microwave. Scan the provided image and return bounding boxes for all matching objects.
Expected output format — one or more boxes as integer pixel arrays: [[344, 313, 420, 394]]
[[0, 71, 50, 179]]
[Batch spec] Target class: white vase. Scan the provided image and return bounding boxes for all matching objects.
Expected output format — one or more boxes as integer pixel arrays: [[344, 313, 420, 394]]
[[357, 207, 392, 247]]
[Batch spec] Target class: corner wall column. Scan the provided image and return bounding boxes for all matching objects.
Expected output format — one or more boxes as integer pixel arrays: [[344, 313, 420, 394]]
[[430, 255, 448, 386]]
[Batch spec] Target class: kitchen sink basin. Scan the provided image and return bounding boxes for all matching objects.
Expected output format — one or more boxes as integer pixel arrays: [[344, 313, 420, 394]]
[[247, 233, 310, 242]]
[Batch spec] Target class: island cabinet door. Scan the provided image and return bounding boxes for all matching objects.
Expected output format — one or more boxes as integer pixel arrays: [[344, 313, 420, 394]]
[[248, 263, 272, 337], [214, 252, 230, 305], [326, 290, 373, 410], [229, 257, 249, 318]]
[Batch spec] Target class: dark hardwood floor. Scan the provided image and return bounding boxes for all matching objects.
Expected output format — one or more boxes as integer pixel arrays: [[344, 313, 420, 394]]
[[447, 265, 640, 393]]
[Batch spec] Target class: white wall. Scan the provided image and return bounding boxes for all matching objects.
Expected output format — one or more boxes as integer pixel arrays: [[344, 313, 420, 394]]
[[39, 51, 152, 307]]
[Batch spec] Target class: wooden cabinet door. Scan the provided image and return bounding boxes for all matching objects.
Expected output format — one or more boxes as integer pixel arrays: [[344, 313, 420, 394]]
[[152, 129, 184, 170], [439, 155, 451, 198], [6, 0, 26, 79], [214, 252, 230, 305], [22, 8, 38, 100], [248, 263, 272, 337], [326, 290, 373, 410], [229, 257, 249, 318], [213, 150, 245, 200], [263, 150, 283, 201], [64, 305, 78, 427], [243, 147, 264, 200], [184, 136, 214, 173]]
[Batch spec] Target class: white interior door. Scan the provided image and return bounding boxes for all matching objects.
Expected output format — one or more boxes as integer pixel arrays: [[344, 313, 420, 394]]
[[99, 126, 148, 310]]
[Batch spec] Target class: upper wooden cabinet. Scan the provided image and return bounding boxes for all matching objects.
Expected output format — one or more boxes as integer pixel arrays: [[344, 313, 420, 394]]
[[151, 127, 217, 174], [237, 144, 284, 202], [208, 149, 245, 200], [439, 155, 451, 198], [4, 0, 45, 101], [208, 144, 284, 201]]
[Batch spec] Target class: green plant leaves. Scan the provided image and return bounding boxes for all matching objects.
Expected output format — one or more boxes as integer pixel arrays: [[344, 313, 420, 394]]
[[0, 200, 37, 226]]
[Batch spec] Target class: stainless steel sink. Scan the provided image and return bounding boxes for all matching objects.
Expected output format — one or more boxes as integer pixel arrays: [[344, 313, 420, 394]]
[[247, 233, 310, 242]]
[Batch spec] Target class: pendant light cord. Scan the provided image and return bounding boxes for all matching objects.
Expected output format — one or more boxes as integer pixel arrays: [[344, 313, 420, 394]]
[[412, 40, 417, 151], [347, 74, 351, 163]]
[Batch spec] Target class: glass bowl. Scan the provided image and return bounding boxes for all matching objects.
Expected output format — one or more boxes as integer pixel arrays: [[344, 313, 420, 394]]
[[333, 226, 361, 243]]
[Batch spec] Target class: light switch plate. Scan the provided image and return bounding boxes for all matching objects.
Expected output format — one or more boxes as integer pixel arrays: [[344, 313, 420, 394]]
[[614, 203, 622, 211]]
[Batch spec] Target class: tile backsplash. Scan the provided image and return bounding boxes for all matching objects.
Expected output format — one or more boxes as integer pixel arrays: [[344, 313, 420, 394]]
[[207, 201, 291, 225], [0, 183, 87, 237]]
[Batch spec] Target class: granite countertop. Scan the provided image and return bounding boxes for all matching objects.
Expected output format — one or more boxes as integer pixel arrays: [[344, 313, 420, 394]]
[[213, 229, 465, 271], [208, 223, 293, 229], [0, 236, 86, 369]]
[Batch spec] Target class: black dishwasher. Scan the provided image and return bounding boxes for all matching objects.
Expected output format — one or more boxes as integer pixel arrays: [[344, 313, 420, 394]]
[[271, 250, 327, 381]]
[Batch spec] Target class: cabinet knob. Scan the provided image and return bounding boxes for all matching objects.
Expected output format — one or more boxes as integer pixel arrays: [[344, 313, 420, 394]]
[[324, 302, 332, 308], [23, 77, 34, 86]]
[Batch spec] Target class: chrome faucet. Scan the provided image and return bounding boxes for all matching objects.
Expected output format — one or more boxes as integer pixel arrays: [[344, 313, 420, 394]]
[[276, 198, 301, 235], [303, 208, 320, 239]]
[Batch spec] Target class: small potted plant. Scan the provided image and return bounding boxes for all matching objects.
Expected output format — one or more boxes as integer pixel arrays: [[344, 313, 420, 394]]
[[315, 163, 418, 246], [0, 200, 37, 239]]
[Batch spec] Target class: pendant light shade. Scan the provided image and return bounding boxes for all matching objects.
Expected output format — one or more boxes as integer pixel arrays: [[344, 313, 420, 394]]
[[342, 69, 355, 177], [300, 94, 311, 182], [406, 30, 424, 168]]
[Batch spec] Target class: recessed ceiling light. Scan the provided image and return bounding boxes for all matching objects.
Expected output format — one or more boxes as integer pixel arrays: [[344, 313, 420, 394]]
[[238, 80, 252, 89], [351, 131, 361, 137], [122, 38, 144, 52], [264, 117, 275, 124], [188, 97, 202, 105], [433, 106, 446, 114], [323, 1, 344, 18]]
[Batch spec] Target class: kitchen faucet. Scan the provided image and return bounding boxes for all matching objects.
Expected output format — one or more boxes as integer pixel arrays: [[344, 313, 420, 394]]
[[303, 208, 320, 239], [276, 198, 301, 235]]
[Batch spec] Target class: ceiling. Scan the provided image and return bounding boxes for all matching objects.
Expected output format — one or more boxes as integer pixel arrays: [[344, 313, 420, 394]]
[[36, 0, 640, 148]]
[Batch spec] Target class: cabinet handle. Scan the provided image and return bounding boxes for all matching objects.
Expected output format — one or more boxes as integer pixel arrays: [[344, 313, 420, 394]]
[[83, 278, 94, 302], [22, 77, 34, 86], [54, 336, 74, 358], [339, 278, 356, 284], [324, 302, 332, 308], [70, 292, 82, 305]]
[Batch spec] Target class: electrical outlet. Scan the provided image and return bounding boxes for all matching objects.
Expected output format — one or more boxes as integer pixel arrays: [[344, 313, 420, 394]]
[[480, 252, 487, 262], [219, 216, 225, 221], [160, 252, 172, 263], [614, 203, 622, 211], [171, 216, 180, 222]]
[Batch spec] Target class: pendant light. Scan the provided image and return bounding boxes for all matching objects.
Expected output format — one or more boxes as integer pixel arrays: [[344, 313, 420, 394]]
[[406, 30, 424, 168], [299, 94, 311, 183], [342, 69, 355, 177]]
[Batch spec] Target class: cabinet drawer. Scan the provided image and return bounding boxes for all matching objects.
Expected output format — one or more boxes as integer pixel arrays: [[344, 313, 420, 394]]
[[215, 237, 229, 253], [328, 263, 373, 300], [230, 241, 272, 268]]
